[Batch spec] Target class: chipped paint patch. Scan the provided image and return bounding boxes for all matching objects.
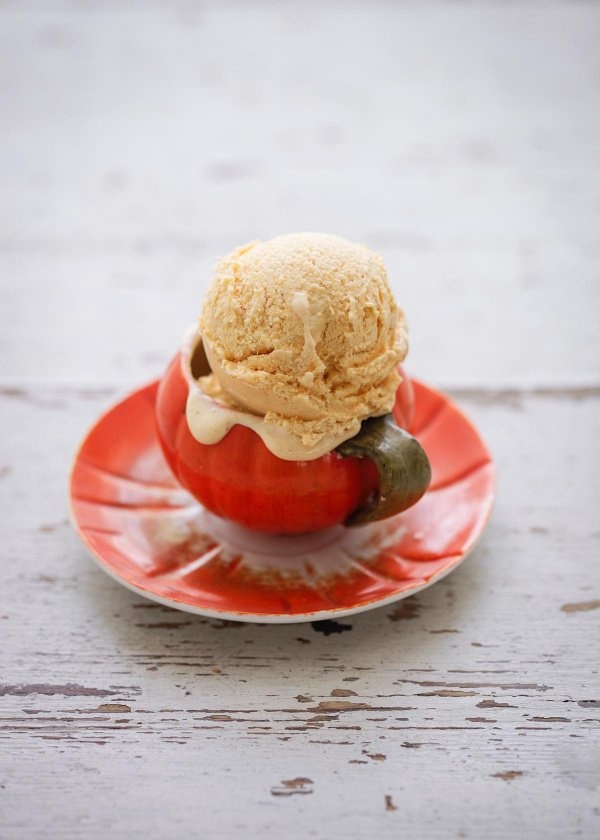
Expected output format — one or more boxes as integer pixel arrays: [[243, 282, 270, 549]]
[[271, 777, 314, 797], [491, 771, 524, 782], [388, 598, 421, 621], [363, 750, 386, 762], [308, 700, 372, 713], [97, 703, 132, 713], [561, 600, 600, 613], [0, 684, 139, 698]]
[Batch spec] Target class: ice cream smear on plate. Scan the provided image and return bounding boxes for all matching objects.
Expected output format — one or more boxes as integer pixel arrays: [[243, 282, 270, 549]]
[[185, 232, 409, 461]]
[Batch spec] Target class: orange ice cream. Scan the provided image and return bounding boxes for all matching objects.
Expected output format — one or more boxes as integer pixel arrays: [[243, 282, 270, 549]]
[[198, 232, 408, 451]]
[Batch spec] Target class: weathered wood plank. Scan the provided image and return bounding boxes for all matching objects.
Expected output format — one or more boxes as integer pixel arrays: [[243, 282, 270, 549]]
[[0, 386, 598, 838], [1, 2, 599, 387]]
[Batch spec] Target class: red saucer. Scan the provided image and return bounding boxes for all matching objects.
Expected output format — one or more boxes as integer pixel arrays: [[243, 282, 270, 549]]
[[69, 379, 494, 623]]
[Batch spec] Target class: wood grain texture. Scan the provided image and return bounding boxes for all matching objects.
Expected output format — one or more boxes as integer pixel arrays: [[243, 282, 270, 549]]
[[1, 386, 599, 839], [1, 1, 599, 387], [1, 2, 599, 839]]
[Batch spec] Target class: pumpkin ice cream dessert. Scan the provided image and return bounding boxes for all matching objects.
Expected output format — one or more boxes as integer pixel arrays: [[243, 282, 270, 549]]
[[198, 233, 409, 455], [155, 233, 430, 533]]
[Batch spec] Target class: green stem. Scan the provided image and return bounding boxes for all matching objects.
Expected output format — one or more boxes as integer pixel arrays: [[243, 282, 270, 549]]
[[337, 414, 431, 526]]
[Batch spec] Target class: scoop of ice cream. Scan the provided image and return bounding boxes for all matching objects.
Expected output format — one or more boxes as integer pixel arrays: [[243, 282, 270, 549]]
[[198, 233, 408, 448]]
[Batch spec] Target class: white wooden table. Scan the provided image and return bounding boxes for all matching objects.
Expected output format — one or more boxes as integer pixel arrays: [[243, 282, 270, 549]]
[[1, 2, 599, 838]]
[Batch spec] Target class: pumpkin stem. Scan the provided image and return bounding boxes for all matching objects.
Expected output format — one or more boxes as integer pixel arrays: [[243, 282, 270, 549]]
[[337, 414, 431, 526]]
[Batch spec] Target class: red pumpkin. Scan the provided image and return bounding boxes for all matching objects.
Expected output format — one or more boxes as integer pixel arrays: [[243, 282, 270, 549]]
[[155, 348, 415, 535]]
